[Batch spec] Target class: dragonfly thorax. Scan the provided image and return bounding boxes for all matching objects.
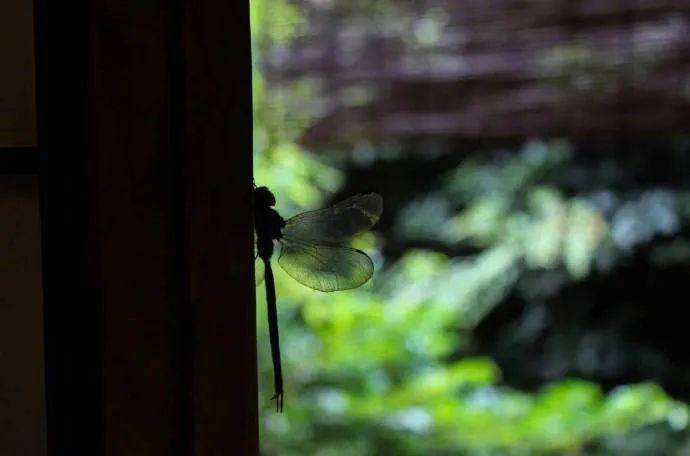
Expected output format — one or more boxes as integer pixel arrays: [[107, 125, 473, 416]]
[[254, 187, 286, 260]]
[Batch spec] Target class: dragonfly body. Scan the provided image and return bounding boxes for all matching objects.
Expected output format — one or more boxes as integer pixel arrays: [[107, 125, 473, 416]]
[[254, 187, 286, 411], [254, 187, 286, 261], [253, 185, 383, 412]]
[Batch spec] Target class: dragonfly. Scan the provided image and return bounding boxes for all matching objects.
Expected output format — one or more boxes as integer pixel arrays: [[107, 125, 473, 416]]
[[253, 186, 383, 412]]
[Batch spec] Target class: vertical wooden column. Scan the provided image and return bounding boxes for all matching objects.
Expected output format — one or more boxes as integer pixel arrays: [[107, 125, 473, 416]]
[[183, 0, 258, 454], [89, 1, 192, 454], [38, 0, 257, 454], [36, 0, 101, 454]]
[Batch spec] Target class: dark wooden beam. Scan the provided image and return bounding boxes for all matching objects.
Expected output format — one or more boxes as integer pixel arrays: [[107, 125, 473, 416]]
[[35, 0, 101, 454], [38, 0, 257, 454], [183, 0, 258, 454], [89, 1, 192, 453]]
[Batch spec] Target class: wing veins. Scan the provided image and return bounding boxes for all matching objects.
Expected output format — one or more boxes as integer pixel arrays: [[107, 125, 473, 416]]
[[279, 236, 373, 291], [282, 193, 382, 243], [279, 238, 343, 289]]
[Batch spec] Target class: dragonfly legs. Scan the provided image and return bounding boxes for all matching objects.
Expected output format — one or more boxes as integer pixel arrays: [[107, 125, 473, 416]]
[[271, 392, 284, 413]]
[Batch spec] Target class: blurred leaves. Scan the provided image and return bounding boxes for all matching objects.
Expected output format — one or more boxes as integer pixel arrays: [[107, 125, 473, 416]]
[[256, 135, 690, 454], [253, 4, 690, 455]]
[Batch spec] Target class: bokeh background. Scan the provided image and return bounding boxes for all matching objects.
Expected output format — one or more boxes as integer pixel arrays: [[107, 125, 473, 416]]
[[252, 1, 690, 454]]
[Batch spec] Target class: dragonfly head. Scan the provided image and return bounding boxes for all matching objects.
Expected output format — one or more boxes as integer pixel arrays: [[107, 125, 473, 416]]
[[255, 186, 277, 207]]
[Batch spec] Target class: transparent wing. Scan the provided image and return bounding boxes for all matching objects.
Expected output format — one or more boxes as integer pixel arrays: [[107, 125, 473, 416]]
[[282, 193, 382, 243], [278, 237, 374, 292]]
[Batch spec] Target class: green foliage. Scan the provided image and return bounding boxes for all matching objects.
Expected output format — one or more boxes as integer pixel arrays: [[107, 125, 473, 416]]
[[252, 0, 341, 213], [251, 0, 306, 50], [257, 136, 690, 453], [447, 143, 606, 284], [253, 4, 690, 455]]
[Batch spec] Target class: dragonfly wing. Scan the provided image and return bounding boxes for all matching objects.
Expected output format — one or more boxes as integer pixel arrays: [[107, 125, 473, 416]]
[[278, 237, 374, 292], [282, 193, 382, 243]]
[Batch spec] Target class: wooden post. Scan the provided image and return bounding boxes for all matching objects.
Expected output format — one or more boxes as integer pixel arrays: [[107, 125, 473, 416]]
[[36, 0, 101, 454], [183, 1, 258, 454], [38, 0, 257, 454]]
